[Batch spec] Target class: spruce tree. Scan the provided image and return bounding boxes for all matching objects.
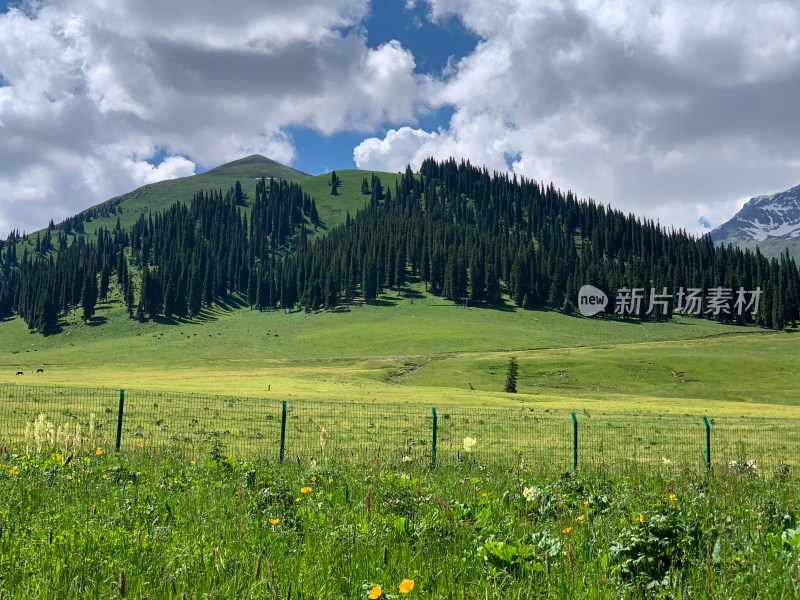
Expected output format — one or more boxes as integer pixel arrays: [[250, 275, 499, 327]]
[[504, 356, 518, 393]]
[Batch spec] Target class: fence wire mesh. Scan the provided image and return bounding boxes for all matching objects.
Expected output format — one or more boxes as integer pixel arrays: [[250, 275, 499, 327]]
[[0, 383, 797, 476]]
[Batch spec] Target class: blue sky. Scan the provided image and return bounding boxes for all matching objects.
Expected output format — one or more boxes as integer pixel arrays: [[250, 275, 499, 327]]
[[2, 0, 800, 236]]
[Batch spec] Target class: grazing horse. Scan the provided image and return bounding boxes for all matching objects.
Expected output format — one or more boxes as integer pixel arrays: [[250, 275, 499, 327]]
[[15, 371, 23, 376], [36, 368, 44, 373]]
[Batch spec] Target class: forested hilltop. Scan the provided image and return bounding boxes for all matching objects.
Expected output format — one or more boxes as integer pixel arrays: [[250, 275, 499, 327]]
[[1, 157, 799, 336]]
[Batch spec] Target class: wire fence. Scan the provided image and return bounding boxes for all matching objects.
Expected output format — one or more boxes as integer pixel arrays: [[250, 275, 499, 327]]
[[1, 383, 797, 476]]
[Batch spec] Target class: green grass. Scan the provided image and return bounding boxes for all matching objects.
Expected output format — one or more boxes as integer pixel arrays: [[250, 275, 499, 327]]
[[1, 448, 798, 598], [2, 282, 800, 418]]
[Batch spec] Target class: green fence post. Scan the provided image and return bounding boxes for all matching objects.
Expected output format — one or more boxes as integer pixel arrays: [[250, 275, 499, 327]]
[[571, 412, 578, 472], [431, 407, 438, 467], [279, 401, 287, 462], [115, 389, 125, 452], [702, 416, 711, 470]]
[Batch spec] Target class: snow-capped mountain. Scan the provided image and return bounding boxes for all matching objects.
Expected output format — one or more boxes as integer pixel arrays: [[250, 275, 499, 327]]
[[711, 184, 800, 249]]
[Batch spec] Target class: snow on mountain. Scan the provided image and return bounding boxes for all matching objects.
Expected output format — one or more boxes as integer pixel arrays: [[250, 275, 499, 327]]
[[711, 184, 800, 243]]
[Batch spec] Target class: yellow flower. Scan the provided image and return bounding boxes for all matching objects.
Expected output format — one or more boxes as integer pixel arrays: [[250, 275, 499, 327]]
[[191, 460, 196, 465], [576, 515, 585, 521], [103, 474, 107, 479], [301, 486, 312, 494], [101, 499, 106, 503], [55, 454, 62, 461], [756, 524, 762, 530], [311, 476, 317, 482], [270, 518, 279, 525], [368, 586, 382, 599], [95, 448, 102, 455], [138, 443, 144, 448], [481, 492, 487, 497], [328, 478, 333, 483], [562, 526, 572, 534], [583, 500, 589, 505], [637, 514, 644, 522], [9, 467, 19, 475], [295, 497, 301, 502], [399, 579, 414, 594], [669, 494, 677, 502]]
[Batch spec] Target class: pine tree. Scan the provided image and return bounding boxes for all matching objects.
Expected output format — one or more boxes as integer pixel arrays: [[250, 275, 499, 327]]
[[330, 171, 340, 195], [504, 356, 518, 393], [81, 272, 98, 321]]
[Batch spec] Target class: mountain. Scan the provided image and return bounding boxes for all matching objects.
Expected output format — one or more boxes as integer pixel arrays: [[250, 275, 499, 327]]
[[2, 156, 800, 336], [4, 156, 401, 261], [711, 184, 800, 258]]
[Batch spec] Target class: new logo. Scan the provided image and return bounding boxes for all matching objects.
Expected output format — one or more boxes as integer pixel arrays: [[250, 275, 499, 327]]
[[578, 285, 608, 317]]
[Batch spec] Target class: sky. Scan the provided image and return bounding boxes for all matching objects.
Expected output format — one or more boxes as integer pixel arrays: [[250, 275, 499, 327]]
[[1, 0, 800, 236]]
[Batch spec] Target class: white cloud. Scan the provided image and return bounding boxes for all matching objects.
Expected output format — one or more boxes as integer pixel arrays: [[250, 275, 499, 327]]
[[0, 0, 422, 232], [356, 0, 800, 233]]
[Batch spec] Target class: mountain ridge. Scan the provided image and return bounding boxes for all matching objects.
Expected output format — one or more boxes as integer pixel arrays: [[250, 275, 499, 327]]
[[711, 182, 800, 259]]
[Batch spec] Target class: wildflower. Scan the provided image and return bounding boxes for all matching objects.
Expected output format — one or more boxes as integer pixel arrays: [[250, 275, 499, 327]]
[[522, 486, 539, 502], [637, 514, 644, 522], [103, 474, 107, 479], [96, 448, 102, 455], [101, 499, 106, 503], [562, 526, 572, 534], [270, 519, 279, 525], [399, 579, 414, 593], [402, 455, 412, 463], [756, 524, 762, 530], [746, 459, 757, 472], [9, 467, 19, 475], [138, 443, 144, 448], [462, 437, 477, 453], [481, 492, 487, 497], [311, 476, 317, 482], [669, 494, 677, 502], [301, 486, 312, 494], [328, 478, 333, 483], [368, 586, 382, 599], [55, 454, 62, 461], [583, 500, 589, 505], [576, 515, 585, 521], [191, 460, 196, 465], [662, 457, 671, 464], [295, 497, 301, 502]]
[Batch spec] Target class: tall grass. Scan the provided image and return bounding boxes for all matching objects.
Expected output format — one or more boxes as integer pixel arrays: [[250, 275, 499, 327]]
[[1, 444, 798, 598]]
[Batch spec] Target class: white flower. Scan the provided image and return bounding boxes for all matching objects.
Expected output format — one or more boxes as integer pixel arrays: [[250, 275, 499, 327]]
[[728, 460, 738, 469], [662, 457, 671, 465], [522, 486, 540, 502], [402, 455, 412, 463], [462, 437, 477, 453], [746, 459, 757, 472]]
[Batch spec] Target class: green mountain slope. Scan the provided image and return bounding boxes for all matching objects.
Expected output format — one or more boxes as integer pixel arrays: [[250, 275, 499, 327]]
[[10, 156, 402, 258]]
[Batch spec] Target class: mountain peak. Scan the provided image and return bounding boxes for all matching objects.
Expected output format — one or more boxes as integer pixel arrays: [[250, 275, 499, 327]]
[[711, 183, 800, 244], [205, 155, 310, 180]]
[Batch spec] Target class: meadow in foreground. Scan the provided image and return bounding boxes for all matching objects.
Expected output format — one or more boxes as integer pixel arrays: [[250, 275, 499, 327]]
[[1, 444, 799, 599]]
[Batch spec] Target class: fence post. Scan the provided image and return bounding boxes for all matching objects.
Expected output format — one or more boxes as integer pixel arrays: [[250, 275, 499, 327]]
[[115, 389, 125, 452], [431, 407, 438, 467], [279, 401, 287, 462], [702, 416, 711, 470], [571, 412, 578, 472]]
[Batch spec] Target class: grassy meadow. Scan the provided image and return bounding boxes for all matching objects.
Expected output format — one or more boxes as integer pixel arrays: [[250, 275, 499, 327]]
[[1, 449, 798, 598]]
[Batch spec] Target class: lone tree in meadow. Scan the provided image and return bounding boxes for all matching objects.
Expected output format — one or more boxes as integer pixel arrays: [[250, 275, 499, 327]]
[[504, 356, 518, 393], [330, 170, 341, 195]]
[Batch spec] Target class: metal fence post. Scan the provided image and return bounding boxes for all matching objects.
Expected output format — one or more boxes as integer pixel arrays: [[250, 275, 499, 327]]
[[571, 412, 578, 472], [431, 407, 438, 467], [115, 389, 125, 452], [279, 401, 287, 462], [702, 416, 711, 470]]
